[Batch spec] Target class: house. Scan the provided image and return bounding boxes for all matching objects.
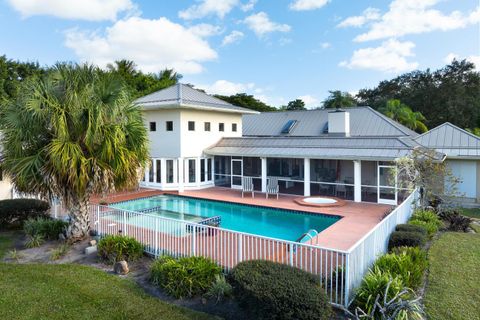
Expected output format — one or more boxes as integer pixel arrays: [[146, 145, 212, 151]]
[[138, 83, 480, 205]]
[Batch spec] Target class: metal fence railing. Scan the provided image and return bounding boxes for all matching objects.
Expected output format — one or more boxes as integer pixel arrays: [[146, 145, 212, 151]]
[[86, 188, 418, 307]]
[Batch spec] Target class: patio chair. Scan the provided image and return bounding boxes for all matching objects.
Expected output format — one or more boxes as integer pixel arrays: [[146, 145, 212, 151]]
[[242, 176, 255, 198], [266, 177, 279, 199]]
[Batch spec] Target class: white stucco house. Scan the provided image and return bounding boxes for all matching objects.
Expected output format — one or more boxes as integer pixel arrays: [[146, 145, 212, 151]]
[[137, 84, 480, 206]]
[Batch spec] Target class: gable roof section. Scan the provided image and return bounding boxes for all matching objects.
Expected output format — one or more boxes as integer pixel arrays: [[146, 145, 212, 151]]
[[242, 107, 417, 137], [205, 136, 425, 161], [414, 122, 480, 159], [135, 84, 258, 114]]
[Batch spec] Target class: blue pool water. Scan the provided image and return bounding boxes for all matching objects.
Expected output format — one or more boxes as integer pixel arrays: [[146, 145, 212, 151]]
[[110, 195, 340, 242]]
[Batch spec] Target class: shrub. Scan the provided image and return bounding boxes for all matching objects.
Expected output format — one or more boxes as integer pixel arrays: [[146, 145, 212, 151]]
[[353, 267, 405, 317], [230, 260, 332, 320], [24, 234, 44, 248], [439, 210, 472, 232], [24, 217, 68, 240], [0, 199, 50, 227], [388, 231, 426, 250], [50, 243, 70, 261], [97, 235, 144, 264], [411, 209, 442, 228], [408, 220, 439, 237], [373, 247, 427, 289], [204, 274, 233, 304], [395, 224, 428, 237], [150, 255, 221, 299]]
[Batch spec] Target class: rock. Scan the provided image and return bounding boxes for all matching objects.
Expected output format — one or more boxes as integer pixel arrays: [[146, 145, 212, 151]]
[[89, 239, 97, 246], [85, 245, 97, 255], [114, 261, 129, 275], [58, 233, 66, 241]]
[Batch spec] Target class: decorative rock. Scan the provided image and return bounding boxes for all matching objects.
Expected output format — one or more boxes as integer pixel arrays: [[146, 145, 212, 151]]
[[89, 239, 97, 246], [84, 245, 97, 255], [114, 261, 129, 275]]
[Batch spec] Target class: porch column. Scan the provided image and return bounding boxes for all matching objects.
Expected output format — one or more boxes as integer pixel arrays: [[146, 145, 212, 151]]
[[152, 159, 157, 184], [160, 159, 167, 188], [196, 157, 201, 187], [304, 158, 311, 197], [261, 157, 267, 193], [354, 160, 362, 202], [177, 157, 184, 192]]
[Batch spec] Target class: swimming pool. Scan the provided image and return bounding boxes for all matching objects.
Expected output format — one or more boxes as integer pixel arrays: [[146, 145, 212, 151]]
[[109, 195, 340, 242]]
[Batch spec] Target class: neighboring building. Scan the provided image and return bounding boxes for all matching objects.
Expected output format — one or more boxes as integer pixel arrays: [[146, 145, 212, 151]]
[[133, 84, 478, 205]]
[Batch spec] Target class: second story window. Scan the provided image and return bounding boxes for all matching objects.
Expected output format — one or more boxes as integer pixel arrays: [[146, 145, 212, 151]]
[[219, 123, 224, 132], [149, 122, 156, 132], [204, 122, 211, 131], [166, 121, 173, 131], [232, 123, 237, 132], [188, 121, 195, 131]]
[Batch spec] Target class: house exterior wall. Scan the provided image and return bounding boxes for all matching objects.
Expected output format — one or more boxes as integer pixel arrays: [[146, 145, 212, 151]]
[[446, 159, 478, 200], [143, 109, 181, 158], [477, 161, 480, 201]]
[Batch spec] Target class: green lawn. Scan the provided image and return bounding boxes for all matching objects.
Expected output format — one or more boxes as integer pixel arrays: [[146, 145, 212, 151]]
[[0, 263, 218, 320], [459, 207, 480, 219], [424, 232, 480, 320]]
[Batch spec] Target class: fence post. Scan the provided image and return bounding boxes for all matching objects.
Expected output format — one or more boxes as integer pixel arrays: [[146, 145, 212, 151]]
[[344, 253, 350, 307], [237, 234, 243, 263], [289, 243, 294, 266], [123, 211, 127, 235], [154, 218, 159, 257], [191, 226, 196, 256], [96, 206, 100, 236]]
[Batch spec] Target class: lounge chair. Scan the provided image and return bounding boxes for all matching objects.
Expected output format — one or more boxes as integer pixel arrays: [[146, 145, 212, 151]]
[[242, 176, 255, 198], [266, 177, 279, 199]]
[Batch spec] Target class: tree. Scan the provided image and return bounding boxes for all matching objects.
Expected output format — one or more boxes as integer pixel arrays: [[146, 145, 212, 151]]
[[281, 99, 306, 111], [466, 127, 480, 137], [381, 99, 428, 133], [0, 64, 149, 239], [357, 59, 480, 130], [214, 93, 276, 112], [322, 90, 358, 109], [0, 55, 44, 103]]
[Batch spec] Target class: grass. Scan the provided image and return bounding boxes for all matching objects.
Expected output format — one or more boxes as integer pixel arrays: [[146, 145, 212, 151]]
[[459, 207, 480, 219], [0, 235, 13, 259], [424, 232, 480, 320], [0, 263, 218, 320]]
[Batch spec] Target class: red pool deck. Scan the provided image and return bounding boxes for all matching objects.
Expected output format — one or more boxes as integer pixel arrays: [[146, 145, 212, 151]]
[[93, 187, 392, 252]]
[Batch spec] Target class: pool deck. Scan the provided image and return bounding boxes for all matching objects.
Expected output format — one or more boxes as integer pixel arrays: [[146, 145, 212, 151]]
[[94, 187, 391, 251]]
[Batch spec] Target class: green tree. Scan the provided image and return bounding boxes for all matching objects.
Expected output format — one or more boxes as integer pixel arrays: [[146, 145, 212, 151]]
[[357, 59, 480, 129], [381, 99, 428, 133], [322, 90, 357, 109], [214, 93, 276, 112], [281, 99, 306, 111], [0, 55, 44, 103], [466, 127, 480, 137], [0, 64, 149, 239]]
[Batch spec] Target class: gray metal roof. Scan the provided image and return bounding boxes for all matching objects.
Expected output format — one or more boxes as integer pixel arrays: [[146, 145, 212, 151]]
[[414, 122, 480, 159], [205, 136, 425, 161], [135, 84, 258, 114], [242, 107, 418, 137]]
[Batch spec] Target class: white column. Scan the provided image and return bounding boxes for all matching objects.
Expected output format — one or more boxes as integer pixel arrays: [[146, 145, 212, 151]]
[[160, 159, 166, 188], [354, 160, 362, 202], [177, 157, 184, 192], [196, 157, 201, 187], [304, 158, 311, 197], [261, 157, 267, 193], [152, 159, 157, 184]]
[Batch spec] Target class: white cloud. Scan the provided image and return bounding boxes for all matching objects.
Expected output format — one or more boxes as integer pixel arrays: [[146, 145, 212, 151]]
[[200, 80, 255, 96], [289, 0, 329, 11], [188, 24, 222, 37], [341, 1, 480, 42], [241, 0, 257, 12], [298, 95, 319, 108], [179, 0, 239, 20], [337, 8, 380, 28], [243, 12, 291, 37], [339, 39, 419, 73], [320, 42, 331, 49], [7, 0, 136, 21], [222, 30, 244, 46], [444, 53, 480, 70], [64, 17, 217, 74]]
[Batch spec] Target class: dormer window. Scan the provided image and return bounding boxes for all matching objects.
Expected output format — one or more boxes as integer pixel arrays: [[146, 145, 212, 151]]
[[281, 120, 298, 134]]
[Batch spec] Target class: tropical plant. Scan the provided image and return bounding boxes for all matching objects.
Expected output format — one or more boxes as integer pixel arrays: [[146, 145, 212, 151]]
[[50, 243, 70, 261], [409, 209, 442, 236], [204, 274, 233, 304], [97, 235, 144, 264], [0, 64, 149, 239], [24, 233, 44, 248], [381, 99, 428, 133], [150, 255, 221, 299], [438, 209, 472, 232]]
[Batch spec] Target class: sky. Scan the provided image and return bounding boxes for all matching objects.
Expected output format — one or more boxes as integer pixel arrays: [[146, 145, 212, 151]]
[[0, 0, 479, 108]]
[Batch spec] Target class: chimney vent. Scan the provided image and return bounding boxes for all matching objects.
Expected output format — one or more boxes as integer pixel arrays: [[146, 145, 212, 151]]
[[328, 109, 350, 136]]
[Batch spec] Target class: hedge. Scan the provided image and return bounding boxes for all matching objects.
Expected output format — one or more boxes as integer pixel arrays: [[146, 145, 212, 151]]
[[388, 231, 426, 251], [0, 199, 50, 227]]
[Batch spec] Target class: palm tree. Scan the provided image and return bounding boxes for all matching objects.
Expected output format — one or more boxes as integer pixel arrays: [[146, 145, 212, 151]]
[[381, 99, 428, 133], [0, 63, 149, 239]]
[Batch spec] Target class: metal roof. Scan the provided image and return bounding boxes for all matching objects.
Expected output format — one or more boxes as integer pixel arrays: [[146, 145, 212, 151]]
[[414, 122, 480, 159], [134, 84, 258, 114], [205, 136, 425, 161], [242, 107, 418, 137]]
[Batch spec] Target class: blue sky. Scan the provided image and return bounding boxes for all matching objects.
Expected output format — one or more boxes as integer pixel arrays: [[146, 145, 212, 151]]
[[0, 0, 479, 107]]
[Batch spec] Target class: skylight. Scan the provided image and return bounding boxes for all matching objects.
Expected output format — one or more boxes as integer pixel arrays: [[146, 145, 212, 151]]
[[281, 120, 298, 134], [322, 122, 329, 134]]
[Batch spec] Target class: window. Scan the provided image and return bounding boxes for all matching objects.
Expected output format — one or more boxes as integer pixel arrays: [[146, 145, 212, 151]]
[[204, 122, 211, 131], [219, 123, 224, 132], [188, 121, 195, 131], [166, 160, 174, 183], [232, 123, 237, 132], [281, 120, 298, 134], [188, 159, 196, 183], [166, 121, 173, 131], [200, 159, 206, 182], [148, 160, 154, 183], [156, 160, 161, 183], [207, 158, 212, 181], [149, 122, 156, 132]]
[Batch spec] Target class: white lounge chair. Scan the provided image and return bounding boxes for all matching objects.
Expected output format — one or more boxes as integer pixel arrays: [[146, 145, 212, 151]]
[[266, 177, 279, 199], [242, 176, 255, 198]]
